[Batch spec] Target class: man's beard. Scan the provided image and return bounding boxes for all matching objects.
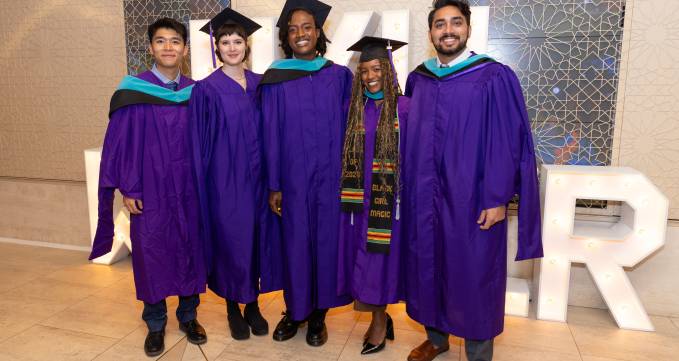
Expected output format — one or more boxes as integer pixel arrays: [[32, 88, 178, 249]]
[[434, 34, 468, 57]]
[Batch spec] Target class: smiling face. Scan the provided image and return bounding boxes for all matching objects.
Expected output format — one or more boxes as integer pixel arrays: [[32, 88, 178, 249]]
[[148, 27, 188, 70], [359, 59, 384, 94], [429, 5, 470, 59], [287, 9, 320, 60], [217, 33, 247, 66]]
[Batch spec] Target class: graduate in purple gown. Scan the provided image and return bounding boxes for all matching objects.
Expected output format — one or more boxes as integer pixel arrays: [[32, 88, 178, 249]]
[[259, 0, 353, 347], [190, 8, 282, 341], [89, 18, 207, 357], [337, 36, 409, 355], [403, 2, 543, 361]]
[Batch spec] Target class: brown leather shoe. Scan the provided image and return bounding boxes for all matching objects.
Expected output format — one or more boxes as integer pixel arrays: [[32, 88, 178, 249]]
[[407, 340, 450, 361]]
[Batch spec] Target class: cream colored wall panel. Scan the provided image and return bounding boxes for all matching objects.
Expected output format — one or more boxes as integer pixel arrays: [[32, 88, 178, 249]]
[[0, 0, 126, 181], [617, 0, 679, 219], [0, 179, 90, 247]]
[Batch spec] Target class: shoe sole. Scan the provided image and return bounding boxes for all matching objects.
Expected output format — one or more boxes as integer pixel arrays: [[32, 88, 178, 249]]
[[306, 339, 327, 347], [145, 347, 164, 357], [251, 329, 269, 336], [231, 332, 251, 341]]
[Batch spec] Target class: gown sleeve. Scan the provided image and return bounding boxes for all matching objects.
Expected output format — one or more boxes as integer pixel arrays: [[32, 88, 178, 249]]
[[482, 65, 543, 261], [261, 84, 283, 192], [404, 72, 416, 98], [89, 105, 145, 260], [188, 81, 218, 270]]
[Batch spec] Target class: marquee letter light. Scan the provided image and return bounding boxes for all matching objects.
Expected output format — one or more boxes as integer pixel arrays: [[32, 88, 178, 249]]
[[536, 165, 668, 331]]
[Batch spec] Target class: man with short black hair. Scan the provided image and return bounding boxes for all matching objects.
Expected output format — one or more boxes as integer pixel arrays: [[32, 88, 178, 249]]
[[402, 1, 543, 360], [90, 17, 207, 357], [259, 0, 353, 347]]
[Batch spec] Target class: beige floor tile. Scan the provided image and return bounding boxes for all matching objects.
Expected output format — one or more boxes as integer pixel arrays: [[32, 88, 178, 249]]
[[0, 324, 117, 361], [91, 277, 140, 306], [570, 322, 679, 361], [10, 278, 103, 304], [191, 306, 233, 360], [39, 296, 143, 339], [159, 338, 189, 360], [93, 324, 187, 361], [0, 293, 72, 343], [567, 306, 679, 337], [581, 356, 626, 361], [495, 315, 580, 355], [338, 319, 461, 361], [464, 344, 582, 361], [182, 343, 208, 361], [45, 263, 130, 288], [0, 264, 43, 293]]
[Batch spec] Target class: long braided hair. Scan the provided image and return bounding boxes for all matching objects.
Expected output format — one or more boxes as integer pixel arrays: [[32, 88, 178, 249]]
[[342, 58, 400, 191]]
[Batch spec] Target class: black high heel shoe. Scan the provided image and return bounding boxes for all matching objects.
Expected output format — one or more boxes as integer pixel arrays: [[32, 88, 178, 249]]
[[361, 313, 394, 355]]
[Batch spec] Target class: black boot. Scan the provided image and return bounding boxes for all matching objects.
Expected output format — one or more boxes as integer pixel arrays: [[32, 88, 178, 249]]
[[306, 309, 328, 347], [227, 300, 250, 340], [273, 311, 300, 341], [244, 301, 269, 336], [179, 319, 207, 345], [144, 329, 165, 357]]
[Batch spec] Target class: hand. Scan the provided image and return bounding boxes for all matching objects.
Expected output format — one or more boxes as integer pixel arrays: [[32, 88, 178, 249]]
[[477, 206, 506, 230], [123, 196, 143, 215], [269, 191, 282, 217]]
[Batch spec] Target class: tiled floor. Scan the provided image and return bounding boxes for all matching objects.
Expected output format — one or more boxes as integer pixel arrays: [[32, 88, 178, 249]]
[[0, 243, 678, 361]]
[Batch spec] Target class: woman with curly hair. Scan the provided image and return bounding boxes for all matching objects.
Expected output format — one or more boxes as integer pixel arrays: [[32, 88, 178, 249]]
[[338, 36, 410, 355]]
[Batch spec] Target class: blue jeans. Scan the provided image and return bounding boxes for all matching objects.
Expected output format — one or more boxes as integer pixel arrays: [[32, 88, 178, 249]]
[[426, 326, 494, 361], [142, 295, 200, 332]]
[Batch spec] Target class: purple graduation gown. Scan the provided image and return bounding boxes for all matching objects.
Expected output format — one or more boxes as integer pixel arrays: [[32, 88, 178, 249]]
[[261, 63, 354, 321], [189, 69, 282, 303], [91, 71, 206, 304], [337, 96, 410, 306], [402, 62, 543, 340]]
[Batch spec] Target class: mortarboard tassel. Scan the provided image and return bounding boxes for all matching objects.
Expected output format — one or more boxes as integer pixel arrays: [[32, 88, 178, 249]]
[[209, 22, 217, 69]]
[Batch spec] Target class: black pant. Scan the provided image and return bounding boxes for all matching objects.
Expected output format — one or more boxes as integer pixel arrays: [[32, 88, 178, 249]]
[[426, 326, 494, 361], [142, 295, 200, 332]]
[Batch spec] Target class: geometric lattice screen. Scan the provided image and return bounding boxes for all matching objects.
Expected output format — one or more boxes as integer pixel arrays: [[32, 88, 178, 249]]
[[123, 0, 230, 75], [124, 0, 624, 167], [475, 0, 624, 167]]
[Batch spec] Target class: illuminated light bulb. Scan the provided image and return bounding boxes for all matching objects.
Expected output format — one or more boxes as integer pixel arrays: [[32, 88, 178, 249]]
[[605, 273, 612, 280], [549, 258, 557, 265], [624, 182, 631, 188], [116, 234, 126, 242], [641, 198, 649, 206], [620, 304, 628, 311], [508, 294, 514, 300], [554, 178, 561, 185], [587, 241, 595, 248], [552, 218, 559, 225], [589, 180, 596, 187], [547, 298, 554, 304], [638, 228, 646, 235]]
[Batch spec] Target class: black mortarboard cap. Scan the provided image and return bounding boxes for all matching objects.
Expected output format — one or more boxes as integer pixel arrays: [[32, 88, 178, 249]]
[[347, 36, 408, 62], [199, 7, 262, 37], [276, 0, 332, 28]]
